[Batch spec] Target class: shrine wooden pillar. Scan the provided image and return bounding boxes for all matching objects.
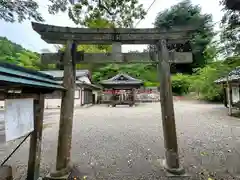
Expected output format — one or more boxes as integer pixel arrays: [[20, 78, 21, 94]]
[[223, 84, 228, 108], [90, 90, 92, 104], [157, 39, 184, 175], [85, 89, 88, 104], [90, 90, 93, 104], [83, 89, 86, 105], [80, 88, 83, 106], [87, 90, 89, 104], [131, 88, 135, 106], [227, 78, 233, 116], [85, 90, 87, 104], [88, 90, 91, 104], [86, 90, 88, 104], [110, 89, 114, 106], [111, 89, 116, 107]]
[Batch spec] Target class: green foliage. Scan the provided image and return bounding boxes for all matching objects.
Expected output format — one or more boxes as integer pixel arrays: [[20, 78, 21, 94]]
[[0, 0, 43, 22], [203, 41, 221, 62], [153, 0, 214, 70], [190, 62, 231, 101], [144, 81, 159, 87], [16, 51, 41, 70], [0, 36, 41, 70], [220, 3, 240, 55], [91, 63, 158, 84], [0, 0, 146, 27], [67, 0, 146, 27], [60, 18, 113, 72], [84, 18, 113, 52], [171, 74, 191, 95], [223, 56, 240, 68], [0, 37, 24, 58], [168, 58, 240, 101]]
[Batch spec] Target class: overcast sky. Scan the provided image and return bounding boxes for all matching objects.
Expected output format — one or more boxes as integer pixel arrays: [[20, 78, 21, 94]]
[[0, 0, 224, 53]]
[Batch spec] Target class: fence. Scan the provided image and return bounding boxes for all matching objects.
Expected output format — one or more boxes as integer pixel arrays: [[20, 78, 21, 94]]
[[100, 91, 160, 103]]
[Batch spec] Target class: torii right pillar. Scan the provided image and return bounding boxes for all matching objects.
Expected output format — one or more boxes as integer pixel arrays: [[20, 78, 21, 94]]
[[157, 39, 185, 175]]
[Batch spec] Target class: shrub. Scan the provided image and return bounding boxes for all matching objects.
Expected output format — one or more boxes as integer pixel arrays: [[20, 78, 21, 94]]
[[190, 62, 230, 101], [171, 73, 191, 95], [144, 81, 160, 87]]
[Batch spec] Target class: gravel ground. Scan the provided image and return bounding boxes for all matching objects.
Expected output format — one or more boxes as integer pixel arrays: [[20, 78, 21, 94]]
[[1, 101, 240, 179]]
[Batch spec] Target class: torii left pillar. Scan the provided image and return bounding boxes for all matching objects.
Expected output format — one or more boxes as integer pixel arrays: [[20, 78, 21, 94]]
[[48, 40, 76, 179], [157, 39, 185, 175]]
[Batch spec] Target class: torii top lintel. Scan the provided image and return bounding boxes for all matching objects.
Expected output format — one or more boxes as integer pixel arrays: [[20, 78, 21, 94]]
[[31, 22, 197, 45]]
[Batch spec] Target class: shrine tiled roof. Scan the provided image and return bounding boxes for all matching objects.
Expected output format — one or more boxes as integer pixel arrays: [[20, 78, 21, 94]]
[[215, 66, 240, 84], [100, 73, 143, 85]]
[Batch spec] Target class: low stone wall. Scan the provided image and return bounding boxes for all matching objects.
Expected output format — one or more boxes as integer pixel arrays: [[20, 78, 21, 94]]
[[45, 98, 82, 109], [0, 99, 82, 110], [136, 93, 160, 102], [0, 92, 160, 109]]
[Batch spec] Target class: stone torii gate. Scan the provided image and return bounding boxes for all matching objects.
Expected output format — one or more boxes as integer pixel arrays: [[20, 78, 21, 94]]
[[31, 22, 196, 178]]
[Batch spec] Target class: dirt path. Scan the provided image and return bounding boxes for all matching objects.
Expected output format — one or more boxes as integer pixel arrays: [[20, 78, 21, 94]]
[[1, 101, 240, 179]]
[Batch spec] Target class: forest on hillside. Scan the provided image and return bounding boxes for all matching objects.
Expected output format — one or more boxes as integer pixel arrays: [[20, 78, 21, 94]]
[[1, 0, 240, 101]]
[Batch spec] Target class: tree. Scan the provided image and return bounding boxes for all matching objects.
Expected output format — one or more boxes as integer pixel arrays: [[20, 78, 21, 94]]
[[0, 0, 44, 22], [203, 40, 221, 62], [220, 1, 240, 56], [153, 0, 214, 72], [220, 0, 240, 11], [16, 50, 41, 70], [0, 0, 146, 27], [190, 61, 231, 101], [0, 36, 41, 69]]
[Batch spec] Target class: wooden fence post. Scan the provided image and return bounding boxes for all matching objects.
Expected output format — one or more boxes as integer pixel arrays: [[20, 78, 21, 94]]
[[27, 94, 44, 180], [227, 79, 233, 116]]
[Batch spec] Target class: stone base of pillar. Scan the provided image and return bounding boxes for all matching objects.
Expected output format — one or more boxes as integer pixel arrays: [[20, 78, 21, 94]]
[[160, 159, 187, 176], [44, 173, 71, 180], [44, 162, 73, 180], [44, 163, 85, 180]]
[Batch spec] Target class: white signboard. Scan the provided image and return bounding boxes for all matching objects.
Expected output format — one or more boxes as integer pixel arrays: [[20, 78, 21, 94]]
[[0, 112, 6, 143], [74, 90, 80, 99], [232, 87, 240, 103], [4, 98, 34, 142]]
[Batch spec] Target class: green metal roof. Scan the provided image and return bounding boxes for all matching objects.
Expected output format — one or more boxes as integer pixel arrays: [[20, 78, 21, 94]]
[[57, 80, 102, 90], [40, 70, 90, 79], [0, 62, 64, 91]]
